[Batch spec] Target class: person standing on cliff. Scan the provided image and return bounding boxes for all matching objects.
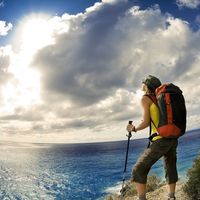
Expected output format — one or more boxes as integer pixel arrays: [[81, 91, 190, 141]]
[[127, 75, 178, 200]]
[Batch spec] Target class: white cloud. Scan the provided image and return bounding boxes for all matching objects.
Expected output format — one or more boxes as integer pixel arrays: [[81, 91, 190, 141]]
[[0, 47, 10, 106], [33, 4, 195, 104], [0, 1, 4, 8], [176, 0, 200, 9], [195, 14, 200, 26], [0, 45, 13, 90], [1, 1, 200, 142], [0, 21, 12, 36]]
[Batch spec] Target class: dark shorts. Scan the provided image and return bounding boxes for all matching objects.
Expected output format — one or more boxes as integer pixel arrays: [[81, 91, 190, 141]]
[[132, 138, 178, 184]]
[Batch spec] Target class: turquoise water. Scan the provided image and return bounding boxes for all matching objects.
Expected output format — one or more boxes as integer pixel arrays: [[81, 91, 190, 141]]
[[0, 129, 199, 199]]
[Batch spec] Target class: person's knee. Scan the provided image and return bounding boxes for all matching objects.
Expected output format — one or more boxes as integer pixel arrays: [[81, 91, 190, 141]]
[[132, 164, 149, 184]]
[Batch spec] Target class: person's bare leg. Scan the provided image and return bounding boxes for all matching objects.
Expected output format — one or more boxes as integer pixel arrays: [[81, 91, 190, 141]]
[[167, 183, 176, 199], [134, 182, 147, 200]]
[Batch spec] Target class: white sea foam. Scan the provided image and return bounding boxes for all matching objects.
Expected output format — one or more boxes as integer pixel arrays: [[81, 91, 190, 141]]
[[105, 181, 122, 195]]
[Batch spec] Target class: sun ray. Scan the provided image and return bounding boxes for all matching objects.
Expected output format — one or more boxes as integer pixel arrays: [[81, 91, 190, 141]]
[[0, 14, 56, 113]]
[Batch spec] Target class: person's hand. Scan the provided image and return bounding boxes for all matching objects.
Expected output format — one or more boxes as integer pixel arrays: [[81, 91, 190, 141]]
[[126, 124, 134, 132]]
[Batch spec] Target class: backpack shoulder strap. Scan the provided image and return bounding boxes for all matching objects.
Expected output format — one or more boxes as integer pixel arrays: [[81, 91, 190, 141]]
[[144, 94, 158, 106], [144, 94, 159, 148]]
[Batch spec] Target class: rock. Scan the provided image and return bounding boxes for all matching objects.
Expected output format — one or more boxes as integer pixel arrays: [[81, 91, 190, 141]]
[[146, 182, 189, 200], [105, 181, 190, 200]]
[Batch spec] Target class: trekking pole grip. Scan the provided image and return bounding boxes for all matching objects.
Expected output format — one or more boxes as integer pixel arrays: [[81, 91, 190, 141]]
[[127, 121, 133, 138]]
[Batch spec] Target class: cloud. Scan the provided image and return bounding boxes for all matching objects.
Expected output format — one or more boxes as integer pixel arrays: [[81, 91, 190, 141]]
[[1, 1, 200, 142], [33, 2, 129, 105], [176, 0, 200, 9], [195, 14, 200, 26], [0, 20, 12, 36], [33, 4, 162, 106], [0, 46, 13, 93], [33, 3, 197, 104], [0, 1, 4, 8], [31, 2, 200, 135]]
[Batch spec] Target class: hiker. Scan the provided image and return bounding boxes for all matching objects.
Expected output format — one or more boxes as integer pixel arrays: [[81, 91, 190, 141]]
[[127, 75, 178, 200]]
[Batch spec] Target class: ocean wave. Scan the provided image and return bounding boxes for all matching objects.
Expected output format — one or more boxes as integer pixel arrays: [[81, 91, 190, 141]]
[[105, 181, 122, 195]]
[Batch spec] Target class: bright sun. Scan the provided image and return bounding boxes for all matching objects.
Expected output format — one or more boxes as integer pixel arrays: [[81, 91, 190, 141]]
[[21, 14, 55, 53], [1, 15, 56, 113]]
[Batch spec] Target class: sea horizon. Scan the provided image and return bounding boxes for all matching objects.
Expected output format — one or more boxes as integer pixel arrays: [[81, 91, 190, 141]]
[[1, 128, 199, 145], [0, 129, 200, 200]]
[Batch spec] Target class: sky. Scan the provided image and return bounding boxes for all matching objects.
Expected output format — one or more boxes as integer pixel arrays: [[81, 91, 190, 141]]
[[0, 0, 200, 143]]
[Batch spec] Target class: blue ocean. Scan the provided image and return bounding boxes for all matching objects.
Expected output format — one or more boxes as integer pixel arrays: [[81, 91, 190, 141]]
[[0, 129, 200, 200]]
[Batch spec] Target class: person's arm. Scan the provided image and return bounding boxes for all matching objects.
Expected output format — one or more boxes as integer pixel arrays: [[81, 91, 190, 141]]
[[135, 95, 151, 131], [127, 95, 151, 132]]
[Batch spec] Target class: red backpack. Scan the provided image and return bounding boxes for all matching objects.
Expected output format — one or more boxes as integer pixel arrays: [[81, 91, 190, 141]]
[[150, 83, 187, 138]]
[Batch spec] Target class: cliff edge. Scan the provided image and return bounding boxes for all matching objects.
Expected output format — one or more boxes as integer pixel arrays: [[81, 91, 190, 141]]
[[106, 181, 190, 200]]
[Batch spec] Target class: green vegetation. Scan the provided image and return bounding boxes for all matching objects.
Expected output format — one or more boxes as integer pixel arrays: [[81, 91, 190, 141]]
[[106, 174, 161, 200], [119, 175, 162, 199], [146, 174, 162, 192], [184, 153, 200, 200]]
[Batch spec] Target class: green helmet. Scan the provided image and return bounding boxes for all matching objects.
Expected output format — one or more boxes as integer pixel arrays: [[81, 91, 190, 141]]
[[142, 75, 161, 91]]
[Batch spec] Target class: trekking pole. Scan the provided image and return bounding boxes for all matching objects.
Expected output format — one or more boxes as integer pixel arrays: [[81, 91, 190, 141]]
[[121, 121, 132, 192]]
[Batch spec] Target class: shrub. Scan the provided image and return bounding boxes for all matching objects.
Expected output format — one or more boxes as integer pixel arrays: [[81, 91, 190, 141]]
[[105, 174, 161, 200], [147, 174, 161, 192], [119, 181, 137, 199], [184, 153, 200, 200], [119, 174, 161, 199]]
